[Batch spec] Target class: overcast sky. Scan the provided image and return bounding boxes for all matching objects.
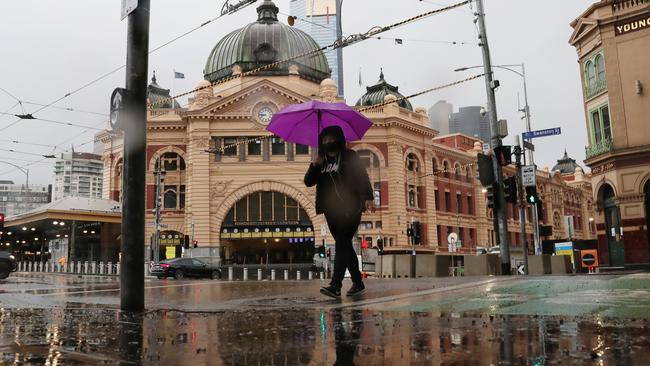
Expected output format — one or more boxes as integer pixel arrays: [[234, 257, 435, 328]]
[[0, 0, 593, 185]]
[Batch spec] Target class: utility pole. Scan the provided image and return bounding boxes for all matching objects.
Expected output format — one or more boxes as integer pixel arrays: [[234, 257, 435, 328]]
[[335, 0, 345, 97], [475, 0, 510, 274], [515, 136, 528, 275], [121, 0, 150, 312], [153, 161, 164, 264]]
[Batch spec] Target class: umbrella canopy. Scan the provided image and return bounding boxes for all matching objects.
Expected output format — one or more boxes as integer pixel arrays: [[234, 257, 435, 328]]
[[266, 100, 373, 147]]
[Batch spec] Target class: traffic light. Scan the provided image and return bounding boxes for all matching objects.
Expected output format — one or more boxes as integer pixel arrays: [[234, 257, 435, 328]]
[[317, 245, 326, 258], [0, 213, 4, 232], [377, 238, 384, 254], [503, 176, 517, 203], [525, 186, 539, 205], [326, 249, 331, 258], [412, 221, 422, 245], [183, 236, 190, 250], [486, 184, 495, 209], [477, 153, 495, 187], [494, 145, 512, 166]]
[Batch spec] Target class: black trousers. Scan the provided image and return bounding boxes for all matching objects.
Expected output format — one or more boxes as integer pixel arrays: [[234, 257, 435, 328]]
[[325, 210, 363, 289]]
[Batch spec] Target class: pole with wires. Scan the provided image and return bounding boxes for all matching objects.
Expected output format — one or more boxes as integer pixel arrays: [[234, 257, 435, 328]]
[[475, 0, 511, 274], [120, 0, 150, 313]]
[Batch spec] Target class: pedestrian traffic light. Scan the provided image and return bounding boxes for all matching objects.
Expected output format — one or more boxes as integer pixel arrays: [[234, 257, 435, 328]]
[[536, 199, 545, 220], [477, 153, 495, 187], [406, 227, 414, 237], [486, 184, 495, 209], [525, 186, 539, 205], [377, 238, 384, 254], [503, 176, 517, 203], [317, 245, 325, 258], [412, 221, 422, 245], [326, 249, 331, 258]]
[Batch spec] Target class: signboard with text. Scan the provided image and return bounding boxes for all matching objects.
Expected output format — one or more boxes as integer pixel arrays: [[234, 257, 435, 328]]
[[522, 165, 536, 187], [522, 127, 561, 140]]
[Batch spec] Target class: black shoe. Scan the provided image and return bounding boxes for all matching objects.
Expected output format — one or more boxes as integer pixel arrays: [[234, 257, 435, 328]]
[[320, 285, 341, 299], [346, 283, 366, 297]]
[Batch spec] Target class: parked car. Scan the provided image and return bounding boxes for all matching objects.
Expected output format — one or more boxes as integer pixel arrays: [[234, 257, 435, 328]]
[[0, 252, 17, 279], [150, 258, 221, 280]]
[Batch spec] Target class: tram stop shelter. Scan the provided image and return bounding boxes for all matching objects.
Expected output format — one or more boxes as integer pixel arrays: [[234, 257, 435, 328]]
[[1, 197, 121, 264]]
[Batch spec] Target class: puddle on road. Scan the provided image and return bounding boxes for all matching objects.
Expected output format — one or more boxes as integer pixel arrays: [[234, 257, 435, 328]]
[[1, 307, 649, 365]]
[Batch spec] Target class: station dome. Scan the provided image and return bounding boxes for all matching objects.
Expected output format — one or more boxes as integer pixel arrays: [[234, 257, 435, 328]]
[[203, 0, 330, 84], [355, 69, 413, 111]]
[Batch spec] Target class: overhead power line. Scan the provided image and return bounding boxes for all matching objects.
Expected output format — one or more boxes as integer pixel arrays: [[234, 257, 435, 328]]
[[0, 112, 105, 132]]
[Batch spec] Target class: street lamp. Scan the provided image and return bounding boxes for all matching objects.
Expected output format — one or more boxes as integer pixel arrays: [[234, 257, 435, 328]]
[[0, 161, 29, 191]]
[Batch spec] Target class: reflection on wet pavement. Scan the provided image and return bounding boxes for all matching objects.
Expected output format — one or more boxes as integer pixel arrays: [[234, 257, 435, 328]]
[[3, 273, 650, 364], [2, 307, 650, 365]]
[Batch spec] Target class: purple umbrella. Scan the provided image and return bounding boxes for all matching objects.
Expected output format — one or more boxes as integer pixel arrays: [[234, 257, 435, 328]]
[[266, 100, 373, 147]]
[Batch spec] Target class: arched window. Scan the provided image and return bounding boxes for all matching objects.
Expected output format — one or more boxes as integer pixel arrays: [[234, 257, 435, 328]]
[[358, 149, 380, 168], [408, 186, 417, 208], [432, 158, 438, 173], [595, 55, 605, 82], [406, 153, 419, 172], [585, 61, 595, 90], [443, 160, 450, 178], [454, 164, 461, 181], [465, 166, 472, 183]]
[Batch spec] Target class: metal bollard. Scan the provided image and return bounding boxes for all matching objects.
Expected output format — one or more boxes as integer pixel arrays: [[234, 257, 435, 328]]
[[320, 272, 324, 280], [243, 268, 248, 281], [91, 262, 97, 274], [116, 263, 120, 275], [228, 267, 233, 281], [99, 262, 104, 275], [27, 262, 31, 272], [271, 269, 276, 281], [257, 268, 262, 281], [38, 262, 43, 272], [309, 271, 313, 280], [77, 262, 82, 274], [84, 262, 89, 274], [107, 262, 113, 275], [284, 269, 289, 280], [297, 270, 301, 280]]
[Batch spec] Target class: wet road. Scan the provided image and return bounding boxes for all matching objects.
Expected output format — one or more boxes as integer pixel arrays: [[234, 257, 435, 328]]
[[2, 272, 650, 364]]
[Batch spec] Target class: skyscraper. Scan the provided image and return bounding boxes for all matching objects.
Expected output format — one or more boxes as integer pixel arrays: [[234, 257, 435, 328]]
[[428, 100, 452, 135], [448, 106, 491, 144], [290, 0, 343, 96]]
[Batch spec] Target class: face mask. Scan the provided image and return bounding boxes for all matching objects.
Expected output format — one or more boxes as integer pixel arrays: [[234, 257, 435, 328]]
[[322, 141, 339, 156]]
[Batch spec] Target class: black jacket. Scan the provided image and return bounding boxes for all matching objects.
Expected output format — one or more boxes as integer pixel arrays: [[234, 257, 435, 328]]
[[304, 149, 373, 215]]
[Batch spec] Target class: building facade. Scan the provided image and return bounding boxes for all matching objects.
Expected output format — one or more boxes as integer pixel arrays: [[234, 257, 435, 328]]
[[98, 0, 595, 265], [570, 0, 650, 267], [448, 106, 491, 145], [0, 180, 51, 217], [52, 152, 104, 201], [428, 100, 452, 135], [290, 0, 343, 96]]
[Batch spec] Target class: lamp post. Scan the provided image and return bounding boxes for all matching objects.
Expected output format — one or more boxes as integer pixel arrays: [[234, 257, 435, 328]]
[[0, 161, 29, 191], [455, 62, 541, 255]]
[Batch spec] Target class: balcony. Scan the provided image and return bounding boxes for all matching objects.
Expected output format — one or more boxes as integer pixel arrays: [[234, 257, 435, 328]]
[[586, 78, 607, 99], [585, 137, 614, 159]]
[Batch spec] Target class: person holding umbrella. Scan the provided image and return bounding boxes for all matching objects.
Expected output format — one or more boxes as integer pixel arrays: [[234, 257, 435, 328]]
[[304, 126, 373, 298], [267, 100, 375, 298]]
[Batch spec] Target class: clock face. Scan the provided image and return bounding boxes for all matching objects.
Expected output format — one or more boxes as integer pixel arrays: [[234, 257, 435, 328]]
[[258, 107, 273, 123]]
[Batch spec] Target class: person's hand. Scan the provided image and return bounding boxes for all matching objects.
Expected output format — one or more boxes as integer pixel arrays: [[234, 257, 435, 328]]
[[365, 200, 375, 212], [312, 153, 324, 167]]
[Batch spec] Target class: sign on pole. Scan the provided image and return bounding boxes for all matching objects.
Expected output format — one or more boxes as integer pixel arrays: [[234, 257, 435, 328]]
[[121, 0, 139, 20], [523, 140, 535, 151], [447, 232, 458, 253], [482, 143, 490, 153], [522, 165, 536, 187], [522, 127, 561, 140]]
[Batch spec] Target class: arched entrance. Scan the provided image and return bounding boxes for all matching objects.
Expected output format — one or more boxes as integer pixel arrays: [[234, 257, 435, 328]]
[[220, 191, 314, 265], [599, 184, 624, 267]]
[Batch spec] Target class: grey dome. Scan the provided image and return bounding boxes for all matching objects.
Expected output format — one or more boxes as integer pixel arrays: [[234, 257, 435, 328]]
[[203, 0, 330, 84], [355, 69, 413, 111]]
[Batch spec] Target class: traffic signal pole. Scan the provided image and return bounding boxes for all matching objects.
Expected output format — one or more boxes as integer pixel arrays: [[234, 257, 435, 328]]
[[475, 0, 511, 274], [515, 137, 528, 275], [121, 0, 150, 312]]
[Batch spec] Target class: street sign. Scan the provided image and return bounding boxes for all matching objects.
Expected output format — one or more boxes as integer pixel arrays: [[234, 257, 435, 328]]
[[482, 143, 490, 153], [121, 0, 139, 20], [447, 232, 458, 253], [110, 88, 128, 130], [517, 264, 525, 275], [522, 165, 536, 187], [522, 127, 561, 140], [523, 140, 535, 151]]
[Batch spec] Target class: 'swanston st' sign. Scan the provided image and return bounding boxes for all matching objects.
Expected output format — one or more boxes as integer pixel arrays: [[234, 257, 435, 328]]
[[615, 11, 650, 36]]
